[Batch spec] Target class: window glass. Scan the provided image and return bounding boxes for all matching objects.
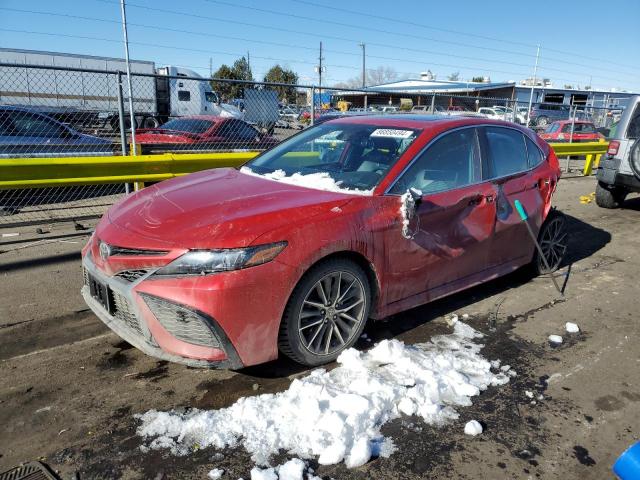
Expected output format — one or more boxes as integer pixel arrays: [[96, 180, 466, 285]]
[[178, 90, 191, 101], [160, 118, 212, 133], [485, 127, 529, 177], [626, 104, 640, 139], [388, 128, 480, 195], [205, 91, 218, 103], [237, 122, 259, 139], [248, 123, 420, 191], [546, 123, 560, 133], [525, 136, 544, 168], [11, 113, 65, 137]]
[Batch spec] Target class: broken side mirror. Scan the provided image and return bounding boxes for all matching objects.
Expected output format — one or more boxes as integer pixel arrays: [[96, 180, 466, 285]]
[[401, 188, 423, 239]]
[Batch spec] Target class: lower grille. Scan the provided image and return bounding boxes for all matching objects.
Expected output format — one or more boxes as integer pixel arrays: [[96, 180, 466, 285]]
[[141, 293, 220, 348], [112, 291, 143, 335]]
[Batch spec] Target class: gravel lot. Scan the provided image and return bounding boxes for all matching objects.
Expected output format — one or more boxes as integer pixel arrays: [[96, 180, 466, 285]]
[[1, 175, 639, 479]]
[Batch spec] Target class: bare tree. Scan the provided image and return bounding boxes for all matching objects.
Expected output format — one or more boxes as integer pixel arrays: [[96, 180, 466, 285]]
[[333, 66, 401, 89], [447, 71, 460, 81]]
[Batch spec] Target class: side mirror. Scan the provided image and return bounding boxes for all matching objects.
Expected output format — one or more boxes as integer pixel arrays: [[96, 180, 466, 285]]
[[409, 187, 423, 206], [401, 188, 423, 239]]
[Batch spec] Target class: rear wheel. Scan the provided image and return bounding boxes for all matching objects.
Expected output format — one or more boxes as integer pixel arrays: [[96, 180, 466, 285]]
[[595, 182, 627, 209], [536, 115, 549, 127], [279, 258, 370, 366], [533, 210, 568, 275]]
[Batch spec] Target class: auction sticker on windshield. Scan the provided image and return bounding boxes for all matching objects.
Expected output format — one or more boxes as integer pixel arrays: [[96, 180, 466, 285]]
[[370, 128, 414, 138]]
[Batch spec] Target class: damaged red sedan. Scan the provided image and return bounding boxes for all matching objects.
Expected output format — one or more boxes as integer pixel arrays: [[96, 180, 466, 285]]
[[82, 116, 565, 369]]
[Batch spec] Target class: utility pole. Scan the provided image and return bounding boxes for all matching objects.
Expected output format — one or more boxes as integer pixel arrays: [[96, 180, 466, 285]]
[[526, 44, 540, 128], [318, 41, 324, 92], [119, 0, 137, 156], [209, 57, 212, 77], [359, 43, 366, 88], [246, 51, 251, 79]]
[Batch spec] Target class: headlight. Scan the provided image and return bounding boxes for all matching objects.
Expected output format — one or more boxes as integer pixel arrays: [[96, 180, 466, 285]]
[[154, 241, 287, 276]]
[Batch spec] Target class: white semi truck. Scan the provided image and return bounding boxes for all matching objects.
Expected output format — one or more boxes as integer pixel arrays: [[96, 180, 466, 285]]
[[0, 48, 246, 130]]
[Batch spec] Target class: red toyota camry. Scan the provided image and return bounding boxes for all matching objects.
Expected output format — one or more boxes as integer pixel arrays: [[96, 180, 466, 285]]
[[82, 115, 564, 369]]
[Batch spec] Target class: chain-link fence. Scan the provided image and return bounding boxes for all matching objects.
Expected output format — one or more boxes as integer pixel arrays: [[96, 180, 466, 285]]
[[0, 62, 624, 228]]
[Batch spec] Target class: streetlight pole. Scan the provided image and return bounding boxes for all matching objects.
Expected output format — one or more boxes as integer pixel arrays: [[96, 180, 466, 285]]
[[526, 44, 540, 128], [359, 43, 366, 88]]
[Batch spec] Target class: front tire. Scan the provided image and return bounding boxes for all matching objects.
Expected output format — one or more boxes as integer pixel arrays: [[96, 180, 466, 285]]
[[533, 210, 568, 275], [279, 258, 371, 366], [595, 182, 627, 209]]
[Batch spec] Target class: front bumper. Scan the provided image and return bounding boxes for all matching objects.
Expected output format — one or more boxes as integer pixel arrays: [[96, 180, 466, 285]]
[[81, 254, 243, 369]]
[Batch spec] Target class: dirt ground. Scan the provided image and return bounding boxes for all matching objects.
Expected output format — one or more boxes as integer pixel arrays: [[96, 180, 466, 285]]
[[1, 175, 639, 480]]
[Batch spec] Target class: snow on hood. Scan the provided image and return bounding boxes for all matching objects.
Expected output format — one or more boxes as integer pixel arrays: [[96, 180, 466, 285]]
[[240, 167, 374, 196], [136, 321, 514, 470]]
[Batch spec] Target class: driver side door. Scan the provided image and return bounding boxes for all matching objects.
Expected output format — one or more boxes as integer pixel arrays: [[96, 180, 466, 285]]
[[383, 127, 498, 306]]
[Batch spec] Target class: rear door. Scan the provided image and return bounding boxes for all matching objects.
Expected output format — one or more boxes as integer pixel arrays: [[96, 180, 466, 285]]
[[383, 127, 498, 303], [481, 126, 548, 267]]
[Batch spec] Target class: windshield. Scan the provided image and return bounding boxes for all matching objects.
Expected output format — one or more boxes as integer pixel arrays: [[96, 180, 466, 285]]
[[160, 118, 214, 133], [245, 122, 420, 193]]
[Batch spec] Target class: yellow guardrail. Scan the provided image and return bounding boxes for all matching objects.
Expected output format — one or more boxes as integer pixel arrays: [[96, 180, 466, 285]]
[[547, 140, 609, 176], [0, 141, 609, 190], [0, 151, 259, 189]]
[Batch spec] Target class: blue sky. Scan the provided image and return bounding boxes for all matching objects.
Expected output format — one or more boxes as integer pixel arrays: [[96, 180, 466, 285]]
[[1, 0, 639, 91]]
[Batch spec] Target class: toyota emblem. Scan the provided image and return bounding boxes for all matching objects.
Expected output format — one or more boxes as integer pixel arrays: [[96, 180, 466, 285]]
[[99, 241, 111, 261]]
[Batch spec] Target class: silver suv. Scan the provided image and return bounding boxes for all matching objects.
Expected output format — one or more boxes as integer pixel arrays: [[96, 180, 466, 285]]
[[595, 95, 640, 208]]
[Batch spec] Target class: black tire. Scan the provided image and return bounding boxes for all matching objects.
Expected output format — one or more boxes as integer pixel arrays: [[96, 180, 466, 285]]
[[532, 209, 568, 275], [595, 182, 627, 209], [536, 115, 549, 127], [279, 258, 371, 366], [142, 116, 161, 129]]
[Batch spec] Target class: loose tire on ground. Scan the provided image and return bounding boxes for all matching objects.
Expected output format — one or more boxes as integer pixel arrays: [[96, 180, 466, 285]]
[[595, 182, 627, 209], [532, 209, 568, 275], [279, 258, 371, 366]]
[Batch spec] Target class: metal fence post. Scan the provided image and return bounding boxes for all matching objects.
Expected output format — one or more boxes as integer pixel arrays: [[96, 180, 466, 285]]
[[116, 71, 130, 194], [430, 95, 435, 114], [116, 72, 128, 156], [311, 86, 316, 126]]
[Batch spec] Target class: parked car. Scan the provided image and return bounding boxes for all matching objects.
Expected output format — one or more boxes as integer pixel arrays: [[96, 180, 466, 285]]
[[81, 115, 564, 369], [539, 120, 605, 143], [492, 106, 526, 124], [135, 116, 278, 152], [0, 105, 113, 157], [595, 95, 640, 208], [478, 107, 503, 120], [529, 103, 573, 127]]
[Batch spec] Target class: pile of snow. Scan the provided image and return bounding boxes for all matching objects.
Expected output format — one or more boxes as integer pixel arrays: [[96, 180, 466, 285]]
[[240, 167, 373, 196], [548, 334, 563, 344], [565, 322, 580, 333], [464, 420, 483, 436], [250, 458, 321, 480], [208, 468, 225, 480], [137, 322, 513, 470]]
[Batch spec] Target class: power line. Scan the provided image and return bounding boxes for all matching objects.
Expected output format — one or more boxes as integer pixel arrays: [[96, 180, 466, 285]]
[[3, 5, 636, 89], [289, 0, 637, 72]]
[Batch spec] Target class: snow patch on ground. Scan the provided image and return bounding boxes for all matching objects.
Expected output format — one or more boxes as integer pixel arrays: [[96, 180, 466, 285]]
[[548, 334, 563, 344], [240, 167, 373, 196], [464, 420, 483, 436], [208, 468, 225, 479], [565, 322, 580, 333], [250, 458, 321, 480], [136, 322, 512, 470]]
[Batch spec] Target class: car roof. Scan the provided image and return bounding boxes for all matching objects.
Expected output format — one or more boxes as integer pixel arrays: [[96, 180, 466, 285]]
[[552, 119, 593, 125], [326, 114, 524, 130]]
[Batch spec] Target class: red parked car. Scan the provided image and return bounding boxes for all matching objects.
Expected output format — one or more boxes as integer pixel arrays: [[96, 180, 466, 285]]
[[136, 116, 278, 152], [82, 116, 564, 368], [539, 120, 605, 143]]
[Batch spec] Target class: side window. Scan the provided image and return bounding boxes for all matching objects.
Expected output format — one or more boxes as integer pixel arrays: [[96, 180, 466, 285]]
[[626, 104, 640, 139], [238, 123, 259, 139], [11, 113, 65, 138], [525, 136, 544, 168], [484, 127, 529, 178], [389, 128, 481, 195], [178, 90, 191, 101]]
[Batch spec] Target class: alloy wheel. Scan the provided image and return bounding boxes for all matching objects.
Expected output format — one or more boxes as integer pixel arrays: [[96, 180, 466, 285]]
[[539, 216, 567, 273], [297, 271, 366, 356]]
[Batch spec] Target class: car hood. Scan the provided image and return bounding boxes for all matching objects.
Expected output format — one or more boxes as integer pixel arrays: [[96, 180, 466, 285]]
[[107, 168, 355, 248]]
